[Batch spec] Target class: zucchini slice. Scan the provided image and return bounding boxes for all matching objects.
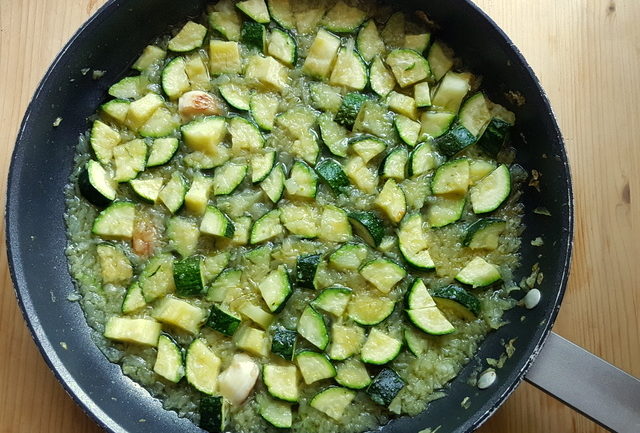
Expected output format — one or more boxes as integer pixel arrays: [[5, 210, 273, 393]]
[[200, 395, 229, 433], [348, 211, 385, 247], [431, 71, 471, 114], [477, 117, 512, 157], [121, 282, 145, 314], [398, 213, 434, 271], [184, 174, 213, 216], [174, 256, 206, 297], [316, 159, 350, 194], [229, 116, 264, 152], [312, 286, 352, 317], [351, 136, 386, 164], [285, 160, 318, 198], [310, 82, 343, 113], [267, 0, 295, 29], [318, 205, 352, 243], [186, 339, 222, 394], [458, 92, 492, 137], [369, 55, 396, 97], [259, 394, 293, 428], [328, 44, 368, 91], [431, 158, 471, 195], [322, 1, 366, 33], [104, 316, 161, 346], [167, 216, 199, 257], [239, 302, 274, 330], [335, 358, 371, 390], [419, 111, 456, 139], [295, 351, 336, 384], [380, 12, 405, 49], [168, 21, 207, 52], [432, 284, 481, 320], [310, 387, 356, 421], [162, 57, 191, 100], [250, 92, 280, 131], [329, 243, 368, 271], [263, 364, 299, 402], [356, 20, 384, 62], [347, 294, 395, 326], [381, 147, 408, 181], [100, 99, 130, 124], [406, 307, 455, 335], [271, 326, 297, 360], [268, 28, 297, 67], [219, 83, 251, 111], [154, 334, 185, 383], [147, 137, 179, 167], [469, 164, 511, 213], [139, 253, 175, 302], [297, 305, 329, 350], [386, 49, 430, 88], [374, 179, 407, 223], [387, 91, 418, 120], [361, 328, 402, 365], [428, 41, 454, 81], [427, 195, 466, 228], [405, 279, 436, 310], [258, 265, 292, 312], [250, 209, 284, 244], [302, 29, 341, 79], [200, 205, 235, 238], [343, 157, 377, 193], [409, 141, 438, 177], [403, 33, 431, 54], [318, 112, 349, 158], [209, 0, 242, 41], [132, 45, 166, 71], [153, 297, 206, 334], [295, 254, 321, 289], [414, 81, 432, 108], [366, 368, 404, 406], [236, 0, 271, 23], [433, 123, 476, 157], [92, 201, 135, 240], [241, 21, 267, 52], [463, 217, 506, 250], [360, 259, 406, 294], [251, 151, 277, 183], [78, 160, 116, 207], [212, 162, 248, 196], [334, 92, 369, 128], [455, 256, 502, 288], [394, 115, 421, 146], [113, 139, 147, 182], [108, 76, 143, 100], [234, 325, 269, 357], [206, 304, 242, 336], [328, 323, 365, 361], [260, 163, 286, 203]]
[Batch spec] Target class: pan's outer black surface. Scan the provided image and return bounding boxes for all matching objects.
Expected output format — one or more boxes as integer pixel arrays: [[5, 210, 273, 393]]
[[6, 0, 572, 432]]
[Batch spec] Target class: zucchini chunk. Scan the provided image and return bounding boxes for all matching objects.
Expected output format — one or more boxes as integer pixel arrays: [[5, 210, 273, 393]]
[[251, 151, 277, 183], [206, 304, 242, 336], [347, 211, 385, 247], [209, 0, 242, 41], [394, 115, 421, 146], [100, 99, 130, 124], [174, 255, 206, 296], [322, 1, 366, 33], [295, 351, 336, 384], [366, 368, 404, 406], [121, 282, 146, 314], [139, 253, 175, 302], [302, 29, 341, 79], [241, 21, 267, 52], [318, 112, 349, 158], [316, 159, 350, 194], [207, 267, 240, 302], [387, 91, 418, 120], [420, 111, 456, 139], [329, 44, 368, 90], [154, 334, 185, 383], [431, 159, 471, 195], [351, 136, 386, 164], [162, 57, 191, 100], [268, 28, 297, 66], [258, 265, 292, 312], [357, 20, 385, 62], [310, 82, 343, 113], [147, 137, 179, 167], [167, 216, 200, 257], [455, 256, 502, 288], [432, 284, 481, 320], [361, 328, 402, 365], [209, 41, 242, 75], [132, 45, 166, 71], [113, 139, 147, 182], [250, 209, 284, 244], [335, 358, 371, 390], [250, 93, 280, 131], [239, 302, 274, 329], [267, 0, 295, 29], [428, 41, 454, 81], [153, 297, 206, 334], [329, 243, 368, 271], [78, 160, 116, 207], [398, 213, 435, 270], [409, 142, 438, 177], [382, 147, 408, 181], [229, 116, 264, 151], [92, 201, 135, 240], [130, 177, 163, 203], [200, 205, 235, 238], [347, 294, 395, 326], [328, 323, 365, 361], [369, 55, 396, 97], [213, 162, 248, 196], [260, 163, 286, 203], [281, 202, 319, 237], [200, 395, 229, 433], [458, 92, 492, 137], [334, 92, 369, 128], [469, 164, 511, 214], [312, 286, 352, 317], [431, 71, 471, 114], [414, 81, 432, 108], [463, 218, 507, 250], [427, 195, 466, 228], [318, 205, 352, 243], [271, 326, 297, 360], [234, 325, 269, 356], [104, 316, 161, 346], [184, 174, 213, 215], [108, 76, 143, 100], [477, 117, 512, 157], [168, 21, 207, 52], [263, 364, 299, 402], [403, 33, 431, 54], [434, 124, 476, 157], [360, 259, 406, 294], [295, 254, 321, 289], [159, 172, 187, 214], [186, 339, 222, 394], [310, 387, 356, 421], [219, 83, 250, 111], [236, 0, 271, 23], [374, 179, 407, 223], [90, 119, 121, 164], [381, 12, 405, 49], [297, 305, 329, 350], [386, 49, 430, 88], [285, 160, 318, 198], [259, 394, 293, 428]]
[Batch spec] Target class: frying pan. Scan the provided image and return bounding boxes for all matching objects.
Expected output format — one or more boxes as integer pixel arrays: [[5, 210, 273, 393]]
[[5, 0, 639, 432]]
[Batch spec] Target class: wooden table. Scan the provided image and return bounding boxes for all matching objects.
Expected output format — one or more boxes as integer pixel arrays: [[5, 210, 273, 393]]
[[1, 0, 638, 432]]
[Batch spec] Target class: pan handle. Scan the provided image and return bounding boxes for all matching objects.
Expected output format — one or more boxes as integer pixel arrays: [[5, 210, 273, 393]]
[[524, 331, 640, 433]]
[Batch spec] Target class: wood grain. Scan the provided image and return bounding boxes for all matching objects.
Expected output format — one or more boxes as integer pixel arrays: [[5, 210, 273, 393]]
[[1, 0, 638, 432]]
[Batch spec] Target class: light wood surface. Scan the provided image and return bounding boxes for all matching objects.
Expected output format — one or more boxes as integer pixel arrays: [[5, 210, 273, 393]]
[[1, 0, 638, 432]]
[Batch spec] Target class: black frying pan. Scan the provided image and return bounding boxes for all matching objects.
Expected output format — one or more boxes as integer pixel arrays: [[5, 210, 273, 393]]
[[6, 0, 574, 432]]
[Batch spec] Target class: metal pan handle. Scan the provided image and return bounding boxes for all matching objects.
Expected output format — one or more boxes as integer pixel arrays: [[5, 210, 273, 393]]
[[524, 332, 640, 433]]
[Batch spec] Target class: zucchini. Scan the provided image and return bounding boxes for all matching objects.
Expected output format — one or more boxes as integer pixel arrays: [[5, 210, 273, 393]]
[[296, 8, 325, 34], [347, 211, 384, 247], [335, 358, 371, 390], [168, 21, 207, 52], [263, 364, 299, 402], [352, 100, 394, 140], [427, 41, 454, 81], [250, 209, 284, 244], [318, 112, 349, 158], [431, 158, 470, 195], [366, 368, 404, 406], [147, 137, 179, 167], [154, 334, 185, 383], [316, 159, 350, 194], [267, 0, 295, 29], [403, 33, 431, 54], [250, 92, 280, 131], [404, 327, 429, 356], [295, 351, 336, 384], [414, 81, 432, 108], [432, 284, 481, 320], [419, 111, 456, 139], [386, 49, 430, 88], [477, 117, 512, 157], [295, 254, 321, 289], [185, 53, 211, 91], [206, 304, 242, 336], [469, 159, 497, 184], [433, 123, 476, 157], [112, 139, 147, 182], [297, 305, 329, 350], [303, 29, 341, 79], [431, 71, 471, 113], [271, 326, 297, 360], [347, 294, 395, 325], [281, 202, 319, 238], [268, 28, 297, 67], [200, 395, 229, 433], [328, 323, 365, 361], [356, 20, 384, 63], [310, 387, 356, 421], [92, 201, 135, 240], [258, 265, 292, 312], [285, 160, 317, 198], [203, 254, 232, 286], [381, 147, 408, 181], [209, 40, 242, 75], [360, 259, 406, 294], [322, 1, 366, 33], [369, 55, 396, 97], [239, 302, 274, 329], [374, 179, 407, 223], [209, 0, 242, 41], [405, 279, 435, 310], [212, 162, 248, 195], [181, 116, 228, 156], [427, 195, 466, 228], [103, 316, 161, 346], [463, 218, 507, 250], [318, 205, 352, 243], [309, 82, 343, 113], [344, 156, 379, 194], [394, 115, 421, 146], [200, 205, 235, 238], [260, 163, 286, 203], [153, 296, 206, 334], [108, 76, 143, 100], [184, 174, 213, 215], [329, 43, 368, 91], [167, 216, 200, 257], [100, 99, 130, 124], [334, 92, 369, 128], [329, 243, 368, 271], [361, 328, 402, 365], [469, 164, 511, 213], [455, 256, 501, 288], [236, 0, 271, 23], [312, 286, 352, 317], [251, 151, 277, 183], [409, 141, 438, 177], [229, 116, 264, 151], [387, 91, 418, 120], [219, 83, 250, 111], [139, 253, 175, 302], [186, 339, 222, 394], [235, 325, 269, 356], [132, 45, 166, 71], [121, 282, 146, 314], [241, 21, 267, 52], [458, 92, 492, 137], [351, 136, 386, 164], [162, 57, 191, 100], [397, 213, 435, 270], [380, 12, 405, 49], [78, 160, 116, 207], [259, 395, 292, 428], [406, 306, 455, 336]]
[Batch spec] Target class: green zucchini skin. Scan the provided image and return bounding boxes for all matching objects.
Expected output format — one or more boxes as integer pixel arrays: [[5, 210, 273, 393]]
[[477, 117, 511, 157], [334, 92, 370, 127], [174, 256, 206, 297], [432, 284, 481, 319], [316, 159, 350, 194], [78, 160, 116, 207], [366, 368, 405, 406], [271, 326, 297, 361], [199, 395, 228, 433], [206, 305, 241, 336], [434, 124, 476, 157], [347, 211, 385, 247], [295, 254, 321, 289]]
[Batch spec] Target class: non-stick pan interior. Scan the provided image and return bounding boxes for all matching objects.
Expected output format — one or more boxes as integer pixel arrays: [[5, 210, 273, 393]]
[[6, 1, 572, 432]]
